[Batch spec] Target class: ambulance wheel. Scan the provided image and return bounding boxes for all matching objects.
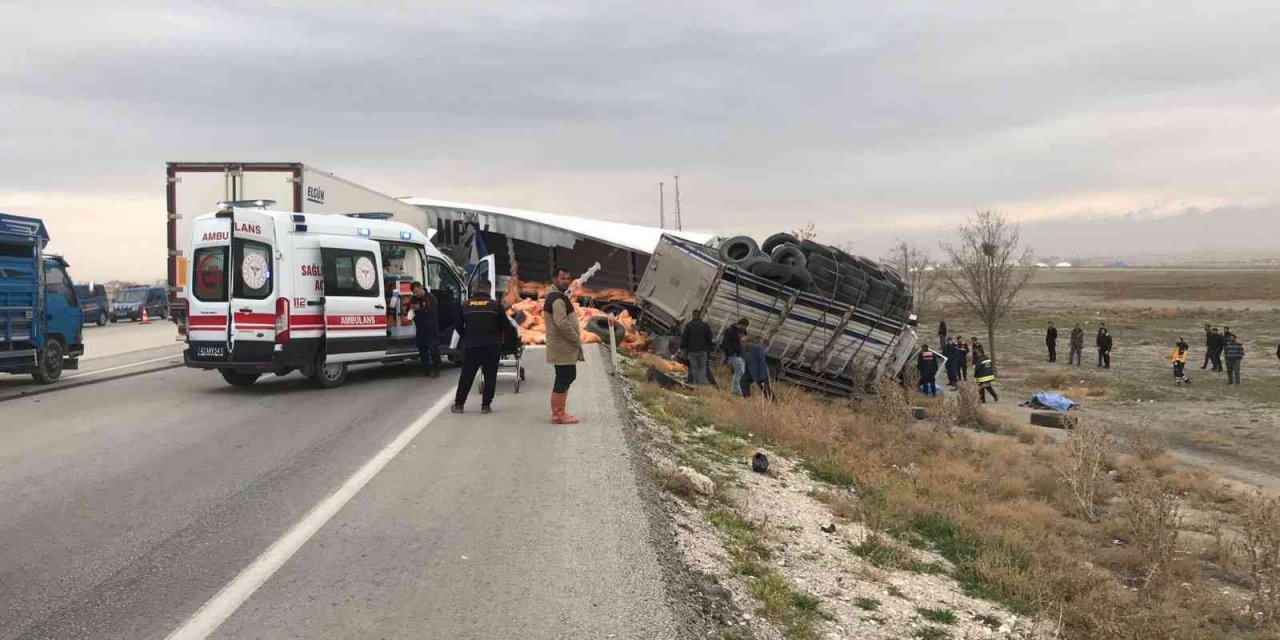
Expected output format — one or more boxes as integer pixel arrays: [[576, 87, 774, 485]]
[[32, 340, 64, 385], [96, 311, 108, 326], [310, 356, 348, 389], [220, 370, 260, 387]]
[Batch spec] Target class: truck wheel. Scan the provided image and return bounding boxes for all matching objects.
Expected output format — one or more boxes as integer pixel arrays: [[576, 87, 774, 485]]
[[718, 236, 761, 264], [96, 310, 107, 326], [309, 353, 349, 389], [219, 370, 261, 387], [109, 315, 117, 324], [770, 243, 807, 269], [32, 341, 64, 384]]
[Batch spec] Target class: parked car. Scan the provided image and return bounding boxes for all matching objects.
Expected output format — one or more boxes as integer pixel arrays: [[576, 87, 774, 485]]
[[112, 286, 168, 322], [74, 283, 109, 326]]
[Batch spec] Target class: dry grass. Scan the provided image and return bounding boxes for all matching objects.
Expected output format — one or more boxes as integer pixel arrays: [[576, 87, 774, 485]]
[[631, 372, 1280, 639], [1240, 491, 1280, 624]]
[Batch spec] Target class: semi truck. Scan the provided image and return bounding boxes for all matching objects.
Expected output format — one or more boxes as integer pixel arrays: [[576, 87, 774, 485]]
[[635, 234, 917, 396], [166, 162, 428, 332], [0, 214, 85, 383]]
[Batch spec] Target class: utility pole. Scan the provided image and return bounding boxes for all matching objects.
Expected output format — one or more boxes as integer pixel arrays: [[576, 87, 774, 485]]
[[658, 182, 665, 229], [673, 174, 683, 231]]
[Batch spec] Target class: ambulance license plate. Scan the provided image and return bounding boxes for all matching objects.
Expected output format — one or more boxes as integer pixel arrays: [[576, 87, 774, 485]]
[[193, 344, 226, 360]]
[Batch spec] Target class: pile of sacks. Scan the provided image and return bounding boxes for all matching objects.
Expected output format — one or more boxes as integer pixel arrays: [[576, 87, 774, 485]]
[[504, 281, 652, 354]]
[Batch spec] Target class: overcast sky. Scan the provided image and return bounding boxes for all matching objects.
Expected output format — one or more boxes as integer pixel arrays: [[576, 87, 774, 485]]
[[3, 1, 1279, 281]]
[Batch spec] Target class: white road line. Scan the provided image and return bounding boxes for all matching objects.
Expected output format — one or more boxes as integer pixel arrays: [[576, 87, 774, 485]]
[[63, 354, 182, 380], [165, 391, 456, 640]]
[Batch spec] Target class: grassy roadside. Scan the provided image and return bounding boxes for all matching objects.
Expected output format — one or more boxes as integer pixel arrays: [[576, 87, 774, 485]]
[[627, 356, 1280, 640]]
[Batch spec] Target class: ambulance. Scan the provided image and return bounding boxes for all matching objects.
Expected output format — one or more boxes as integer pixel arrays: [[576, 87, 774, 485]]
[[182, 202, 496, 388]]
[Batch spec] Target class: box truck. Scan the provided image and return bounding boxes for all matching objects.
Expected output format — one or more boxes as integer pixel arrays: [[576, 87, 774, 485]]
[[166, 162, 428, 331]]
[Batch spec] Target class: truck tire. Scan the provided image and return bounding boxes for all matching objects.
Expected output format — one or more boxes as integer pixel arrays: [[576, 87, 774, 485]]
[[799, 239, 830, 257], [748, 260, 792, 282], [788, 266, 814, 290], [32, 340, 64, 384], [220, 370, 261, 387], [1030, 411, 1072, 429], [761, 232, 799, 255], [770, 243, 807, 269], [586, 316, 625, 343], [718, 236, 761, 264], [96, 310, 107, 326], [309, 352, 349, 389]]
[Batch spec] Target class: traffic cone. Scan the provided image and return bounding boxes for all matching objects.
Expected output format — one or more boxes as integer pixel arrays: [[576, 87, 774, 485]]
[[141, 308, 150, 324]]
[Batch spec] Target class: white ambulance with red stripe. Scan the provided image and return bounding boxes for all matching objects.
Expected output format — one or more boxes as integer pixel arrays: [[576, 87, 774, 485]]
[[183, 202, 494, 388]]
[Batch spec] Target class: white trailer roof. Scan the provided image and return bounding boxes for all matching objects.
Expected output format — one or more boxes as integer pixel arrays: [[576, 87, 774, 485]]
[[400, 197, 715, 254]]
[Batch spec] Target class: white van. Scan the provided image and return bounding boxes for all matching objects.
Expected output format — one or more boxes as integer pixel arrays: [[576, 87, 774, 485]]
[[183, 204, 497, 388]]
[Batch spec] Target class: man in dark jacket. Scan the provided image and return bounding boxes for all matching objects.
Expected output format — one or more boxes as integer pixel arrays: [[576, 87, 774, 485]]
[[1201, 324, 1213, 369], [721, 318, 749, 395], [916, 345, 940, 397], [1224, 336, 1245, 385], [1045, 321, 1059, 363], [975, 355, 998, 403], [956, 338, 970, 380], [740, 334, 772, 400], [943, 338, 959, 386], [451, 280, 509, 414], [1096, 324, 1112, 368], [1069, 324, 1085, 365], [408, 281, 440, 378], [1207, 327, 1225, 372], [681, 309, 715, 385]]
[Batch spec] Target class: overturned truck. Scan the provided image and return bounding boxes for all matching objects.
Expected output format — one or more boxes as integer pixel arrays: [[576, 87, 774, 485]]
[[635, 234, 918, 396]]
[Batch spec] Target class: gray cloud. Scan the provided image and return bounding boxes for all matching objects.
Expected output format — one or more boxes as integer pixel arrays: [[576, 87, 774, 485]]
[[2, 1, 1278, 280]]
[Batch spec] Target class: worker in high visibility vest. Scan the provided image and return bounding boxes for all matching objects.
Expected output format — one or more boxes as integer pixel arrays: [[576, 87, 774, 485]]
[[974, 355, 998, 403]]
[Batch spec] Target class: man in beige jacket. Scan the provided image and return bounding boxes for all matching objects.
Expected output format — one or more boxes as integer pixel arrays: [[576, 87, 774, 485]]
[[544, 267, 584, 424]]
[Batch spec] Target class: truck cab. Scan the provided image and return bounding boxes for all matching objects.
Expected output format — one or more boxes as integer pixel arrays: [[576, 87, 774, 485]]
[[0, 214, 85, 383]]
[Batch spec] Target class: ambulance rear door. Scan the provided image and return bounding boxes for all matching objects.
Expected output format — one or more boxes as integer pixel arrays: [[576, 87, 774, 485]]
[[186, 216, 232, 363], [467, 254, 497, 299], [228, 209, 280, 362], [320, 237, 387, 363]]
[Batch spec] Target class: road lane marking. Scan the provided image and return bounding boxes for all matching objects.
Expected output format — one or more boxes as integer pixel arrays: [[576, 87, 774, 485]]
[[63, 355, 181, 380], [165, 391, 456, 640]]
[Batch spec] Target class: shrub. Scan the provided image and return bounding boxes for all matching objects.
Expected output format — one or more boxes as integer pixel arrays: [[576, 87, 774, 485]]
[[1058, 416, 1112, 521], [1240, 490, 1280, 624]]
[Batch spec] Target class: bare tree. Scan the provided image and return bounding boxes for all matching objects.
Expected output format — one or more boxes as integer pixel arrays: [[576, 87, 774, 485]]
[[883, 240, 940, 317], [937, 210, 1035, 362], [791, 222, 817, 242]]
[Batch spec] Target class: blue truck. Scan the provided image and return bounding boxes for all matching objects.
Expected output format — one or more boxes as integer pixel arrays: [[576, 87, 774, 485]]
[[0, 214, 84, 383]]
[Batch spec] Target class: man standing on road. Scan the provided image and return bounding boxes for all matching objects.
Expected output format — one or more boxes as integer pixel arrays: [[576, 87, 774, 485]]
[[408, 282, 440, 378], [1096, 324, 1112, 368], [1069, 324, 1085, 366], [1201, 324, 1213, 370], [1045, 321, 1059, 363], [956, 337, 970, 381], [1224, 335, 1245, 385], [721, 318, 749, 396], [544, 267, 584, 424], [681, 309, 715, 385], [451, 279, 508, 414], [943, 337, 959, 386]]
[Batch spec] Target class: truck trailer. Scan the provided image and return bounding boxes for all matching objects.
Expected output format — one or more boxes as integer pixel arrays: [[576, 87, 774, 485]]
[[635, 234, 917, 396], [166, 162, 427, 331]]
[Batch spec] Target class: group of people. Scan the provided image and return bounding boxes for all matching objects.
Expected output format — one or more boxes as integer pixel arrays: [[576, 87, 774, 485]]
[[1043, 321, 1112, 367], [678, 312, 773, 399], [917, 322, 999, 403], [1176, 324, 1249, 386], [418, 267, 584, 424]]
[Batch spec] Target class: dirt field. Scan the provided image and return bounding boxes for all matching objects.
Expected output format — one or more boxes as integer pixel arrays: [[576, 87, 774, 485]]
[[934, 267, 1280, 488]]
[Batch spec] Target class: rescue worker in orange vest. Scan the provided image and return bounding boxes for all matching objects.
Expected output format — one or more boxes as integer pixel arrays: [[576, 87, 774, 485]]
[[544, 267, 584, 424], [1168, 337, 1191, 386]]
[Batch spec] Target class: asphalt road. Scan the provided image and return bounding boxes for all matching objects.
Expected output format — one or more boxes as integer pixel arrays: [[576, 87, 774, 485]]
[[0, 350, 679, 639]]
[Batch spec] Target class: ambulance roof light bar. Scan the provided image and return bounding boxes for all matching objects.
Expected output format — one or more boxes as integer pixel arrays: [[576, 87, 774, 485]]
[[343, 212, 394, 220], [216, 199, 276, 210]]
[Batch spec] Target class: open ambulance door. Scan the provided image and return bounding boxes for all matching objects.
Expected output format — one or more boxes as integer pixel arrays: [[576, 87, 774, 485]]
[[320, 237, 387, 365], [468, 254, 497, 300]]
